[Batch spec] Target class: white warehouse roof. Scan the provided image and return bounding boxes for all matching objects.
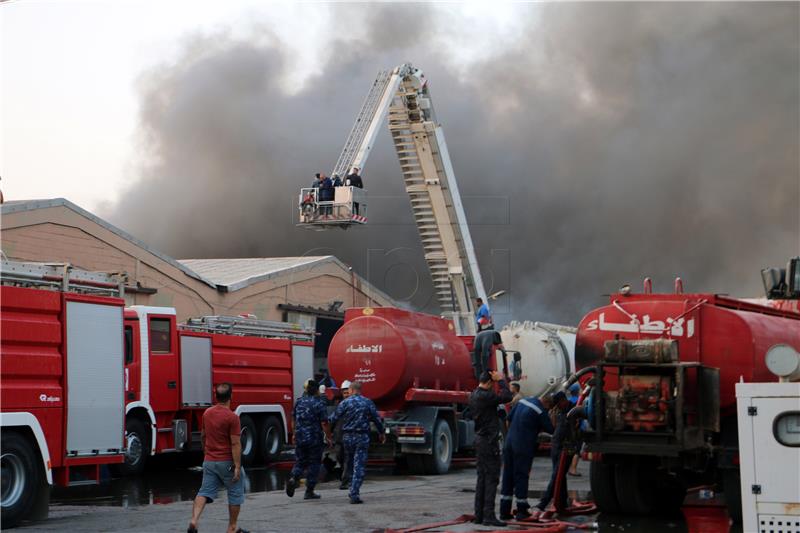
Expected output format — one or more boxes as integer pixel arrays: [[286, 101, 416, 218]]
[[178, 257, 394, 303]]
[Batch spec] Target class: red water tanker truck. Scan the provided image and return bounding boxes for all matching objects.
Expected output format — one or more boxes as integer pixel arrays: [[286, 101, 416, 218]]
[[328, 307, 480, 474], [576, 258, 800, 520]]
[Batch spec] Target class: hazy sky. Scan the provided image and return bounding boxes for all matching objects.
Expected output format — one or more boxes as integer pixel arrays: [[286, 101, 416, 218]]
[[1, 1, 519, 210], [2, 2, 797, 323]]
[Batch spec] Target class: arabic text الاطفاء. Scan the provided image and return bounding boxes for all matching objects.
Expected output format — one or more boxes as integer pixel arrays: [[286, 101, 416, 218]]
[[586, 312, 695, 338], [346, 344, 383, 353]]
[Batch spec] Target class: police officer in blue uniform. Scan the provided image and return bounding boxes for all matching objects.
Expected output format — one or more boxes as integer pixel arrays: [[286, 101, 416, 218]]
[[328, 381, 384, 504], [286, 379, 330, 500], [499, 393, 555, 520]]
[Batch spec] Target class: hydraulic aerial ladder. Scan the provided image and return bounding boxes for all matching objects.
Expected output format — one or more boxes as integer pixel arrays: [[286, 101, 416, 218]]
[[297, 64, 487, 335]]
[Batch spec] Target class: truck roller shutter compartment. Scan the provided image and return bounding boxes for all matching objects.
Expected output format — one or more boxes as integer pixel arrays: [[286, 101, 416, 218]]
[[65, 300, 125, 456]]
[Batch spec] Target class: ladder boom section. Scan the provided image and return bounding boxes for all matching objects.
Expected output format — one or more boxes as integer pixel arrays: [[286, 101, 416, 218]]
[[331, 65, 415, 179], [387, 73, 486, 335]]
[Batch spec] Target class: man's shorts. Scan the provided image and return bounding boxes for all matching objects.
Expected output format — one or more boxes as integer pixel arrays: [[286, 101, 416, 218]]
[[197, 460, 245, 505]]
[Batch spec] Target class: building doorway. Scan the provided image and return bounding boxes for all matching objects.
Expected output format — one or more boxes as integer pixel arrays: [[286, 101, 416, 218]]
[[280, 304, 344, 386]]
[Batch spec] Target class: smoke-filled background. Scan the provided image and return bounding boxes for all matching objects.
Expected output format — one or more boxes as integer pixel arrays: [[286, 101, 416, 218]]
[[105, 2, 800, 325]]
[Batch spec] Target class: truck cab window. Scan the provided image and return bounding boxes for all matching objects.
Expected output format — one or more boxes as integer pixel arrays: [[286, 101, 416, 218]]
[[150, 318, 172, 353], [124, 326, 133, 364]]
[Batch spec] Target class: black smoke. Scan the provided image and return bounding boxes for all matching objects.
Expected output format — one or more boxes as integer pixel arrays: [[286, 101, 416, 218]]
[[106, 2, 800, 325]]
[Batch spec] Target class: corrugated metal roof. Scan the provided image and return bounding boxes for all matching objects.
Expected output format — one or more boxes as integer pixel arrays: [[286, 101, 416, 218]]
[[179, 257, 332, 292]]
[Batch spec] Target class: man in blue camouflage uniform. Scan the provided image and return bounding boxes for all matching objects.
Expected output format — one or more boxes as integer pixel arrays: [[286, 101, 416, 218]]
[[328, 381, 384, 504], [286, 379, 329, 500]]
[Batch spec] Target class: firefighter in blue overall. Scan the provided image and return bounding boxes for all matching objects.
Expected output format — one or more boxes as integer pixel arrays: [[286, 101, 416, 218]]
[[286, 379, 329, 500], [328, 381, 385, 504], [499, 393, 555, 520]]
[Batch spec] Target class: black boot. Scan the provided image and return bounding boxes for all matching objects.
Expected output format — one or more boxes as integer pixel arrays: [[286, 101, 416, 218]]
[[304, 488, 321, 500], [482, 516, 506, 527], [515, 503, 532, 521], [339, 481, 350, 490], [285, 476, 296, 498]]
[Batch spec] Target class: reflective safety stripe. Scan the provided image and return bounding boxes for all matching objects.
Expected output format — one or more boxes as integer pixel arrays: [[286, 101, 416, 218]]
[[500, 495, 513, 500], [519, 398, 542, 414], [517, 499, 529, 505]]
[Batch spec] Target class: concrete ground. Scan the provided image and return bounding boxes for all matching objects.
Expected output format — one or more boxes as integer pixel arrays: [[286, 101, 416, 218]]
[[17, 457, 594, 533]]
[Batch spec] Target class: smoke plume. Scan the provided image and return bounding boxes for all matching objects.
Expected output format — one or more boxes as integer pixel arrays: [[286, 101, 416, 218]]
[[107, 3, 800, 325]]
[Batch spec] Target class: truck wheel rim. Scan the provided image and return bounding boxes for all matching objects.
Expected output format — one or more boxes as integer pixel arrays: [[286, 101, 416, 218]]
[[241, 427, 252, 456], [125, 432, 143, 466], [264, 427, 279, 455], [437, 432, 450, 464], [1, 453, 25, 508]]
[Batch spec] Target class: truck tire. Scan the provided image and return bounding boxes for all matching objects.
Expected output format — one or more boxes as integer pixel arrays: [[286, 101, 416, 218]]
[[121, 418, 150, 475], [615, 457, 656, 515], [1, 432, 43, 528], [423, 419, 453, 475], [722, 469, 743, 523], [239, 415, 257, 467], [589, 459, 620, 514], [258, 416, 284, 464]]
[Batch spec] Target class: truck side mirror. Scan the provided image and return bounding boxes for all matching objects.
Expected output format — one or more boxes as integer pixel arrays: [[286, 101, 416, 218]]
[[787, 257, 800, 297], [512, 352, 522, 380], [761, 267, 785, 298]]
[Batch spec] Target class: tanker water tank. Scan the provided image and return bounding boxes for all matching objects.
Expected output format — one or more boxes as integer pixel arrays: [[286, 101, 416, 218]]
[[499, 321, 575, 398], [328, 307, 475, 411]]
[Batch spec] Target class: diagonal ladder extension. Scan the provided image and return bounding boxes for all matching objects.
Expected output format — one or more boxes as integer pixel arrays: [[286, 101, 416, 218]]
[[331, 70, 393, 179], [387, 90, 457, 313]]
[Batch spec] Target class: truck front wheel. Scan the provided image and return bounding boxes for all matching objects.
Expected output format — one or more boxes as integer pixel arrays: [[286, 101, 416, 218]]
[[589, 458, 620, 514], [1, 432, 44, 528], [424, 419, 453, 475], [121, 418, 150, 475]]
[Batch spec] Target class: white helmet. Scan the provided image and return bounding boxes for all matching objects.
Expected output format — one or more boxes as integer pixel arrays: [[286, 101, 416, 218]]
[[341, 380, 352, 389]]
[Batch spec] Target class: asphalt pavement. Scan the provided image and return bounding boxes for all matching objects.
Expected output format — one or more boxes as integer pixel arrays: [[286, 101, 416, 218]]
[[15, 456, 736, 533]]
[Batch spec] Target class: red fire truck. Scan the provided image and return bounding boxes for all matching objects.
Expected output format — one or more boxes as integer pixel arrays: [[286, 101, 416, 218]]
[[1, 262, 127, 528], [1, 260, 315, 526], [120, 312, 313, 474]]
